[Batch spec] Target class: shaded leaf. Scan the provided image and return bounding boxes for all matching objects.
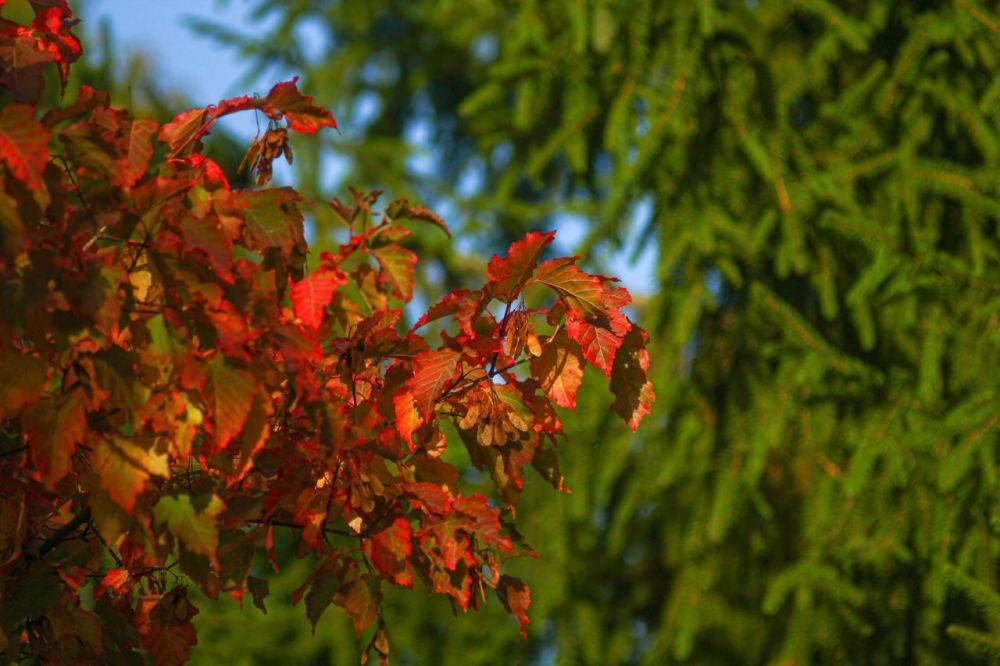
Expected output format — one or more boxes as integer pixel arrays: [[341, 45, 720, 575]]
[[153, 492, 224, 565], [21, 392, 86, 487], [609, 324, 655, 430], [207, 356, 254, 450], [530, 332, 585, 409]]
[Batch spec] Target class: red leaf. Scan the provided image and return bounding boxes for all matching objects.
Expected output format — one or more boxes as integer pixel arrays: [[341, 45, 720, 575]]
[[565, 311, 627, 377], [0, 103, 48, 190], [487, 231, 554, 302], [401, 482, 452, 515], [158, 107, 207, 151], [179, 216, 234, 282], [207, 357, 254, 450], [42, 85, 109, 127], [497, 575, 531, 638], [407, 349, 461, 419], [530, 333, 585, 409], [291, 269, 345, 329], [30, 6, 80, 84], [452, 494, 511, 551], [413, 288, 482, 335], [610, 323, 655, 431], [362, 518, 413, 587], [261, 77, 337, 134]]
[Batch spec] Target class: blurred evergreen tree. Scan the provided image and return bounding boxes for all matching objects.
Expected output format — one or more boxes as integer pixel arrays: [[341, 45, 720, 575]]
[[169, 0, 1000, 662]]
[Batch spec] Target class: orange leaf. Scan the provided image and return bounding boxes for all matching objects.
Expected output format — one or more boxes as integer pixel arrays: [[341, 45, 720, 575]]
[[22, 393, 86, 488], [530, 332, 585, 409]]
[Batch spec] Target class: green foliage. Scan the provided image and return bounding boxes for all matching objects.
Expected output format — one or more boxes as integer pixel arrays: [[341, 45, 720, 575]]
[[181, 0, 1000, 663]]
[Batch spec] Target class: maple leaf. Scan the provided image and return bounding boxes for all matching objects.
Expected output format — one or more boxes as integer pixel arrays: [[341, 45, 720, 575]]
[[393, 390, 422, 450], [407, 349, 462, 419], [413, 288, 482, 335], [291, 269, 345, 329], [240, 187, 306, 259], [42, 85, 109, 127], [91, 436, 168, 513], [98, 568, 130, 596], [153, 492, 224, 566], [0, 350, 48, 417], [118, 117, 157, 187], [0, 26, 54, 104], [497, 575, 531, 638], [401, 482, 453, 515], [158, 107, 208, 152], [362, 518, 414, 587], [610, 324, 656, 431], [370, 242, 417, 301], [207, 356, 254, 451], [260, 78, 338, 134], [565, 311, 627, 377], [385, 198, 450, 237], [136, 588, 200, 666], [179, 216, 235, 283], [334, 573, 379, 636], [294, 555, 347, 630], [0, 103, 48, 190], [452, 494, 512, 551], [487, 231, 555, 302], [21, 392, 86, 487], [0, 5, 659, 658], [530, 332, 585, 409], [530, 257, 612, 318]]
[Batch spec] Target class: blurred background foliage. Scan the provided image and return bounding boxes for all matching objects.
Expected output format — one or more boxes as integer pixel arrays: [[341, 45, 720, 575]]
[[73, 0, 1000, 663]]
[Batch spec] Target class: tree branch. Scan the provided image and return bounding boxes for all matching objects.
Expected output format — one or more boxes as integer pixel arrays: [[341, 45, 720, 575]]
[[31, 508, 92, 561]]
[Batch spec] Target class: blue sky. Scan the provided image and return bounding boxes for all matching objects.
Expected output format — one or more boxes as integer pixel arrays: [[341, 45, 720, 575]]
[[82, 0, 267, 105], [80, 0, 658, 296]]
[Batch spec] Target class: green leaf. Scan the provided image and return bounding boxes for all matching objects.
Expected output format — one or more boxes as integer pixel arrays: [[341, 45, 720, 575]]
[[153, 492, 224, 565], [370, 242, 417, 301], [240, 187, 305, 259]]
